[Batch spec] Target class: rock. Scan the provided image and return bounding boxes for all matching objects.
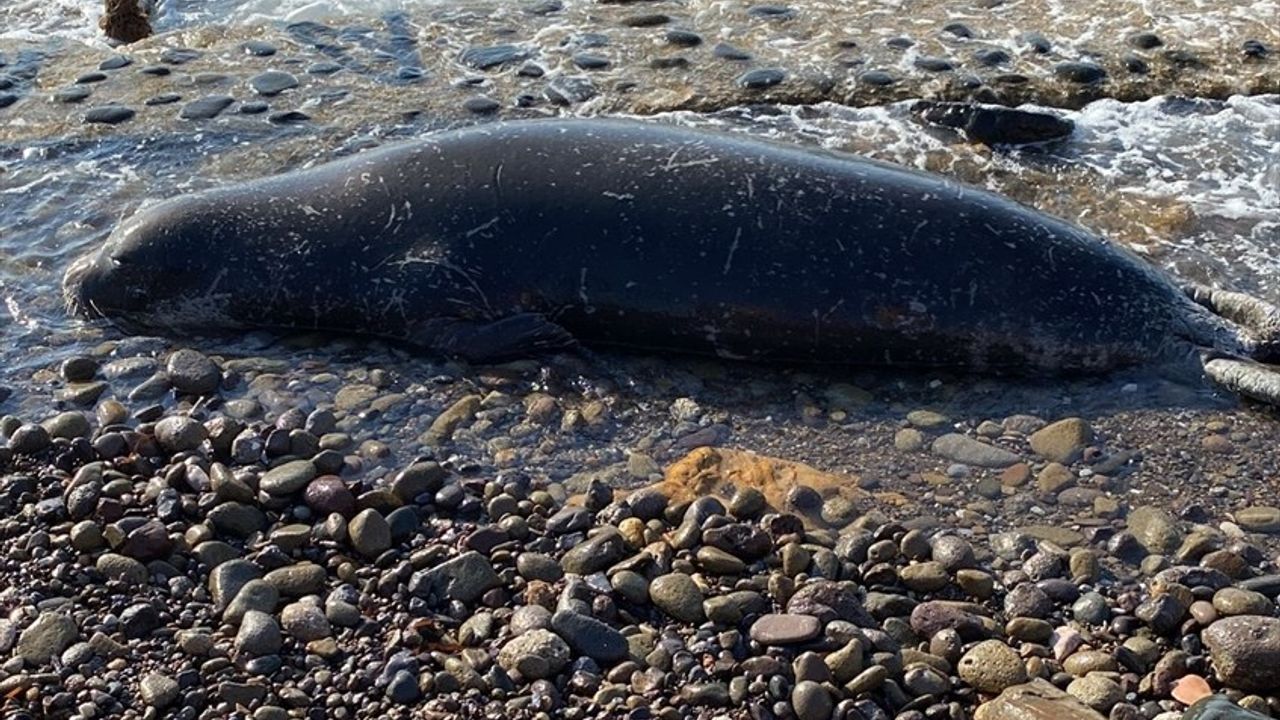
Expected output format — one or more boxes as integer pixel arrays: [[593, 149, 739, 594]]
[[42, 411, 91, 439], [911, 601, 992, 640], [497, 629, 570, 679], [96, 553, 148, 586], [1235, 506, 1280, 533], [561, 528, 627, 575], [749, 614, 821, 645], [225, 580, 279, 624], [208, 502, 267, 538], [348, 508, 391, 557], [166, 349, 221, 394], [263, 562, 327, 597], [932, 434, 1020, 468], [180, 95, 235, 120], [8, 423, 51, 454], [1202, 616, 1280, 692], [649, 573, 705, 623], [915, 101, 1074, 146], [250, 70, 298, 96], [409, 551, 501, 603], [305, 476, 356, 517], [958, 640, 1028, 693], [153, 415, 207, 453], [1127, 505, 1181, 555], [1213, 588, 1274, 616], [792, 680, 833, 720], [17, 613, 78, 665], [235, 610, 282, 656], [1028, 418, 1093, 464], [1066, 674, 1123, 713], [280, 601, 331, 641], [901, 561, 949, 592], [975, 679, 1107, 720], [84, 105, 135, 124], [209, 560, 263, 607], [550, 610, 627, 663], [139, 672, 179, 708], [261, 460, 318, 495], [424, 395, 481, 443]]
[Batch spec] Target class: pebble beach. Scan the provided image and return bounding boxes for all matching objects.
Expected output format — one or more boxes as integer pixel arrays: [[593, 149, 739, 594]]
[[1, 1, 1280, 720]]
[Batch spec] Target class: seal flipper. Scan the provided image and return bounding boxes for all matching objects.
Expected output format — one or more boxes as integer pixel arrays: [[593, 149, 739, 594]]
[[1183, 283, 1280, 362], [412, 313, 578, 362], [1203, 356, 1280, 407]]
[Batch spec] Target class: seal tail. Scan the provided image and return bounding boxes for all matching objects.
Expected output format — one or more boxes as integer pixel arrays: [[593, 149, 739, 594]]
[[1183, 283, 1280, 363]]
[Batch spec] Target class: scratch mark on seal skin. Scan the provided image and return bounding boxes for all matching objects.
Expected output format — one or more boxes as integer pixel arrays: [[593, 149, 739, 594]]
[[465, 217, 500, 238], [663, 146, 718, 171], [723, 228, 742, 276], [383, 204, 397, 230], [578, 267, 593, 312], [602, 191, 635, 200]]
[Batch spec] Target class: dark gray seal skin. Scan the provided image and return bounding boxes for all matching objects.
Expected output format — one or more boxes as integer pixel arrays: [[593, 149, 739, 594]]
[[62, 118, 1279, 383]]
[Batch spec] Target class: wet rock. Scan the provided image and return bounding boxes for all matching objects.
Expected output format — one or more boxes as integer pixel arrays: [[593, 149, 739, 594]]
[[154, 415, 207, 453], [261, 460, 317, 496], [167, 349, 221, 394], [1054, 62, 1107, 84], [917, 101, 1074, 145], [264, 562, 326, 597], [179, 95, 235, 120], [460, 44, 529, 70], [737, 68, 786, 88], [1235, 506, 1280, 533], [250, 70, 298, 96], [84, 105, 135, 124], [545, 75, 596, 105]]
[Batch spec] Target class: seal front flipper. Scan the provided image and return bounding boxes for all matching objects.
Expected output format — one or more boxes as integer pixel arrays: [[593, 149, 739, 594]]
[[412, 313, 578, 362]]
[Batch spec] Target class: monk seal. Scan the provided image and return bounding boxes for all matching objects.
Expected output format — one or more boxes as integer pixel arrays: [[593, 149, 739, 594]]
[[62, 118, 1280, 402]]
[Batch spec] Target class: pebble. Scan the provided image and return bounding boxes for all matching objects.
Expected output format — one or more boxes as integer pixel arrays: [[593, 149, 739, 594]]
[[958, 639, 1027, 693], [498, 629, 570, 679], [649, 573, 705, 623], [83, 105, 135, 124], [737, 68, 786, 88], [1202, 616, 1280, 691], [139, 672, 179, 708], [235, 610, 282, 656], [932, 433, 1020, 468], [250, 70, 299, 96], [16, 612, 78, 665], [180, 95, 236, 120], [750, 614, 820, 645], [348, 508, 391, 557]]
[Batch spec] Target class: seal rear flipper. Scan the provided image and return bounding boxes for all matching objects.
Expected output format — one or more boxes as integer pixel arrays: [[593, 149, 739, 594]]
[[1183, 283, 1280, 362], [412, 313, 578, 363], [1202, 356, 1280, 407]]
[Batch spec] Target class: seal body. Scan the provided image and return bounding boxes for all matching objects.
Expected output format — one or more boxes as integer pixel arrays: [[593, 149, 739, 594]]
[[65, 118, 1238, 370]]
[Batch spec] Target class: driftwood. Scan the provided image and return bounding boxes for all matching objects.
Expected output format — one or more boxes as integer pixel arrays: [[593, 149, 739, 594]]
[[100, 0, 152, 44]]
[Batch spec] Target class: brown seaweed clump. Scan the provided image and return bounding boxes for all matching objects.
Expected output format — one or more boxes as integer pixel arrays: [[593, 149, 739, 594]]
[[100, 0, 152, 44]]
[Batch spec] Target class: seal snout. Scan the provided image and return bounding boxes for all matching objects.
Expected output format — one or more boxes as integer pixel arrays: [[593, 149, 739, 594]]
[[63, 248, 130, 320]]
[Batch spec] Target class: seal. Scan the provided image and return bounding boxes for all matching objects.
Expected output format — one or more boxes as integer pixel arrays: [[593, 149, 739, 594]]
[[62, 118, 1280, 400]]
